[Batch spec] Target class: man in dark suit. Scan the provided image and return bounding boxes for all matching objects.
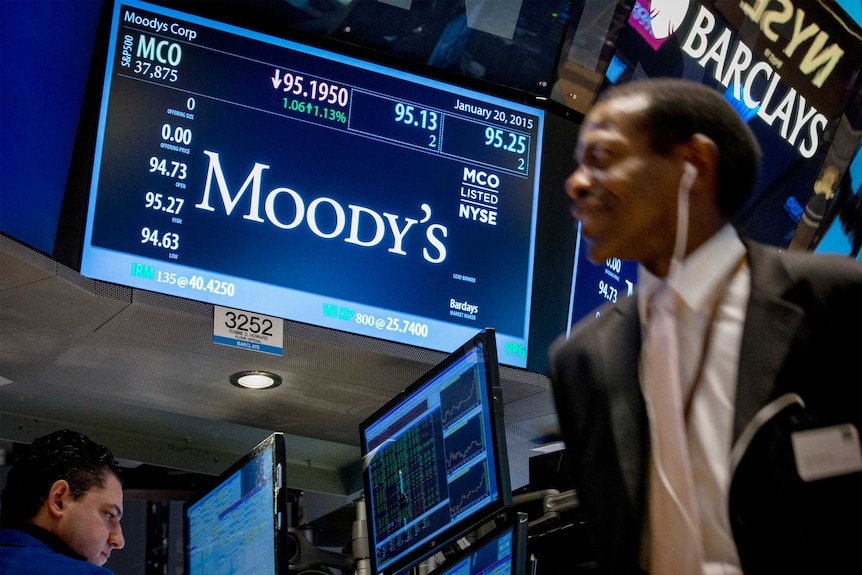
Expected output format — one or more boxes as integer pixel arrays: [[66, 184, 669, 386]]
[[549, 77, 862, 574], [0, 429, 125, 574]]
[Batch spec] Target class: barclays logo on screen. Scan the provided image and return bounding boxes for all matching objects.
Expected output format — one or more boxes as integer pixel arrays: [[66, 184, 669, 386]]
[[450, 299, 478, 320], [646, 0, 691, 40]]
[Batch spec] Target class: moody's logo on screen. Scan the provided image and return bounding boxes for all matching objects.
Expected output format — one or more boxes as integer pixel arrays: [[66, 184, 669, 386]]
[[194, 150, 449, 263]]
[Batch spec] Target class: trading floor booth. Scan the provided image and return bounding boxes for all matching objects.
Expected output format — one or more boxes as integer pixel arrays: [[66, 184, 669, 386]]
[[2, 0, 860, 573]]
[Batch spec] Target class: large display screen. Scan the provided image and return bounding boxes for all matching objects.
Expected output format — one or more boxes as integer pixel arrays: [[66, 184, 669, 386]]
[[359, 329, 511, 575], [77, 0, 546, 367], [184, 432, 287, 575], [567, 223, 638, 328]]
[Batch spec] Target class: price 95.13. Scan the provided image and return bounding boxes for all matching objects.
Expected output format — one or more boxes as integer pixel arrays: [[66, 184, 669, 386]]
[[141, 227, 179, 250]]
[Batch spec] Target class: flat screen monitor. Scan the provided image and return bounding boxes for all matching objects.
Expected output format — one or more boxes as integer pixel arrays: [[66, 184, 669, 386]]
[[74, 0, 548, 368], [184, 432, 288, 575], [359, 328, 511, 575], [328, 0, 576, 97], [416, 512, 529, 575]]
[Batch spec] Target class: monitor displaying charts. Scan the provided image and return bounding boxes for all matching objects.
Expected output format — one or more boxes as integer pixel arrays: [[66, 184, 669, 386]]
[[359, 328, 511, 575]]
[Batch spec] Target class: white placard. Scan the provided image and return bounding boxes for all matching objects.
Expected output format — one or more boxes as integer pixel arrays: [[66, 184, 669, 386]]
[[213, 306, 284, 355], [792, 424, 862, 482]]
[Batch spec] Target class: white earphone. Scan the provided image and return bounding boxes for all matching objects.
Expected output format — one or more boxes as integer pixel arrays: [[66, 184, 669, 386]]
[[669, 161, 698, 280], [681, 161, 698, 188]]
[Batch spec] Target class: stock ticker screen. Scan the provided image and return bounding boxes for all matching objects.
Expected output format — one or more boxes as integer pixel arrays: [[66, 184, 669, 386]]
[[77, 0, 547, 367], [359, 330, 510, 575]]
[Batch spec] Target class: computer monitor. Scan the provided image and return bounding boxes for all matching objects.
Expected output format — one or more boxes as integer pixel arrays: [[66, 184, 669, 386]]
[[418, 512, 529, 575], [184, 432, 288, 575], [359, 328, 511, 575]]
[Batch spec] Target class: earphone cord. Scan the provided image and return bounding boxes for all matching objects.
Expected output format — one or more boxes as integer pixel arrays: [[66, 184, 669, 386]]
[[668, 162, 696, 283]]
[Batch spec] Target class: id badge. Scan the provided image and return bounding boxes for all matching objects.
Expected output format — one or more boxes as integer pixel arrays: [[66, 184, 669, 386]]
[[791, 424, 862, 482]]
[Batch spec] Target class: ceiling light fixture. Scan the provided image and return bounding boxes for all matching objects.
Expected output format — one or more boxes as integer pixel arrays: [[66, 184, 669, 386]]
[[230, 370, 282, 390]]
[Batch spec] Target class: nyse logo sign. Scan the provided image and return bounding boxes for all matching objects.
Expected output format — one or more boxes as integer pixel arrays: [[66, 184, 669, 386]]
[[459, 167, 499, 226]]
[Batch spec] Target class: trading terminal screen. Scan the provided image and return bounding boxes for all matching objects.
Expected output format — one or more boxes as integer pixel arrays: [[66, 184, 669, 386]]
[[359, 329, 511, 575], [423, 512, 528, 575], [184, 433, 287, 575]]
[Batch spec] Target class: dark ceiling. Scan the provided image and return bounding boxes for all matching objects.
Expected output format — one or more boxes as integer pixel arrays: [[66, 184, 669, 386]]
[[0, 234, 561, 497]]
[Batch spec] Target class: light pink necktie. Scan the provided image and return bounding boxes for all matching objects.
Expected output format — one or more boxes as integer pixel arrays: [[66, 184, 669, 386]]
[[642, 283, 704, 575]]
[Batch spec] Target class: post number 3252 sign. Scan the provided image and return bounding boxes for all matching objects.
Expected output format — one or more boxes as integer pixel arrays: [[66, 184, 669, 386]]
[[213, 306, 284, 355]]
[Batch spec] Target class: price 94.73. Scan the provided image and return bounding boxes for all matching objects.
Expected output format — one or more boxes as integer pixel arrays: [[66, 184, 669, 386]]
[[598, 279, 618, 303], [149, 157, 187, 180], [141, 227, 179, 250]]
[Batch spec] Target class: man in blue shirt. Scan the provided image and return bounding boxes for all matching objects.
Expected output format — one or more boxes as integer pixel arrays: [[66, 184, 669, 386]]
[[0, 429, 125, 574]]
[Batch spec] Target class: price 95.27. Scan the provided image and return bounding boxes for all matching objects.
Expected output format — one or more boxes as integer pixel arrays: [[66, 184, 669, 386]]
[[145, 191, 184, 214]]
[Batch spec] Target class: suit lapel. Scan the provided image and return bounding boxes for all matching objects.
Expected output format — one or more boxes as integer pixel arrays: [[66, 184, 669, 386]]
[[733, 242, 804, 443], [603, 296, 648, 506]]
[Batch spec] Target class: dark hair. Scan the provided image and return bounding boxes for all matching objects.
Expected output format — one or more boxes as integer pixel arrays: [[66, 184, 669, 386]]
[[596, 78, 762, 219], [1, 429, 122, 527]]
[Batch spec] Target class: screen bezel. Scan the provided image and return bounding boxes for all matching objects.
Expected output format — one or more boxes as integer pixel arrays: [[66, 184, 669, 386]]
[[53, 0, 581, 374], [427, 511, 529, 575], [68, 0, 549, 369], [358, 328, 512, 575], [183, 432, 287, 575]]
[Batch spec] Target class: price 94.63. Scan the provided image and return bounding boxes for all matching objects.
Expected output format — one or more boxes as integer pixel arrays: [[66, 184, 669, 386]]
[[141, 227, 179, 250]]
